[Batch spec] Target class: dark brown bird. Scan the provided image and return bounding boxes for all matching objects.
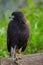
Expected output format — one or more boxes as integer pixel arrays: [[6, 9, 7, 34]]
[[7, 12, 30, 61]]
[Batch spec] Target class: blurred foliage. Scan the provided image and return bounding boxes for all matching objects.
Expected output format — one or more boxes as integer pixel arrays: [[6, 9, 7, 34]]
[[0, 0, 43, 57]]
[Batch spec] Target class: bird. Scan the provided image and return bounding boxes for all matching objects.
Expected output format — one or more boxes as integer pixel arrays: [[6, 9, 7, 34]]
[[7, 12, 30, 64]]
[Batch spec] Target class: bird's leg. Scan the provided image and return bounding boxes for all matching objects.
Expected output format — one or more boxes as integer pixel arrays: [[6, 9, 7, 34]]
[[11, 47, 22, 65], [11, 46, 16, 61], [15, 48, 22, 65], [18, 48, 23, 59], [10, 47, 22, 65], [16, 48, 22, 59]]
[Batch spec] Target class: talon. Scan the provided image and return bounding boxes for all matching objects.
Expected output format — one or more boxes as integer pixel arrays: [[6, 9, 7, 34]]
[[15, 60, 21, 65], [16, 62, 22, 65], [15, 57, 22, 65], [16, 52, 22, 60], [18, 56, 22, 59]]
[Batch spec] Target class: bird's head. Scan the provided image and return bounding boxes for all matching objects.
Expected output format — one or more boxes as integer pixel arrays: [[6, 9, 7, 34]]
[[9, 12, 24, 19]]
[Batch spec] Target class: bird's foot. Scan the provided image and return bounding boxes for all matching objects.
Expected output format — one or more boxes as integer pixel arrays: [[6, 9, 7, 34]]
[[11, 57, 22, 65], [16, 56, 22, 60], [15, 56, 22, 65], [15, 59, 22, 65], [16, 53, 22, 60]]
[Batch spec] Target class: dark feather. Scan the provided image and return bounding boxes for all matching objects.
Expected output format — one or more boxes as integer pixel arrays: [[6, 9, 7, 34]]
[[7, 12, 30, 53]]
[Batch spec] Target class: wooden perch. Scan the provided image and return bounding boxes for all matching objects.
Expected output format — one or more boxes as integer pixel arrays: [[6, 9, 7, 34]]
[[0, 53, 43, 65]]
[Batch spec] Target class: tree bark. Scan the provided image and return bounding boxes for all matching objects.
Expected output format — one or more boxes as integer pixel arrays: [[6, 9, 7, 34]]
[[0, 53, 43, 65]]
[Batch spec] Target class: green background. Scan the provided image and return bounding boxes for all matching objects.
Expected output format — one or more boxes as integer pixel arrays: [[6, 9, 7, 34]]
[[0, 0, 43, 57]]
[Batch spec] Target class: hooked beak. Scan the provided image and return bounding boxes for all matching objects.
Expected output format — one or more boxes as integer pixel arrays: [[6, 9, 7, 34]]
[[9, 16, 14, 19]]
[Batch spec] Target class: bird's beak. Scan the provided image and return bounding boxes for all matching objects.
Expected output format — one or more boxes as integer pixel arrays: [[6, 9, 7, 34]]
[[9, 16, 14, 19]]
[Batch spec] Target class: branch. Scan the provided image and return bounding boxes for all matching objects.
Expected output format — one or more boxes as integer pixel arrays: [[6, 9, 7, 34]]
[[0, 53, 43, 65]]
